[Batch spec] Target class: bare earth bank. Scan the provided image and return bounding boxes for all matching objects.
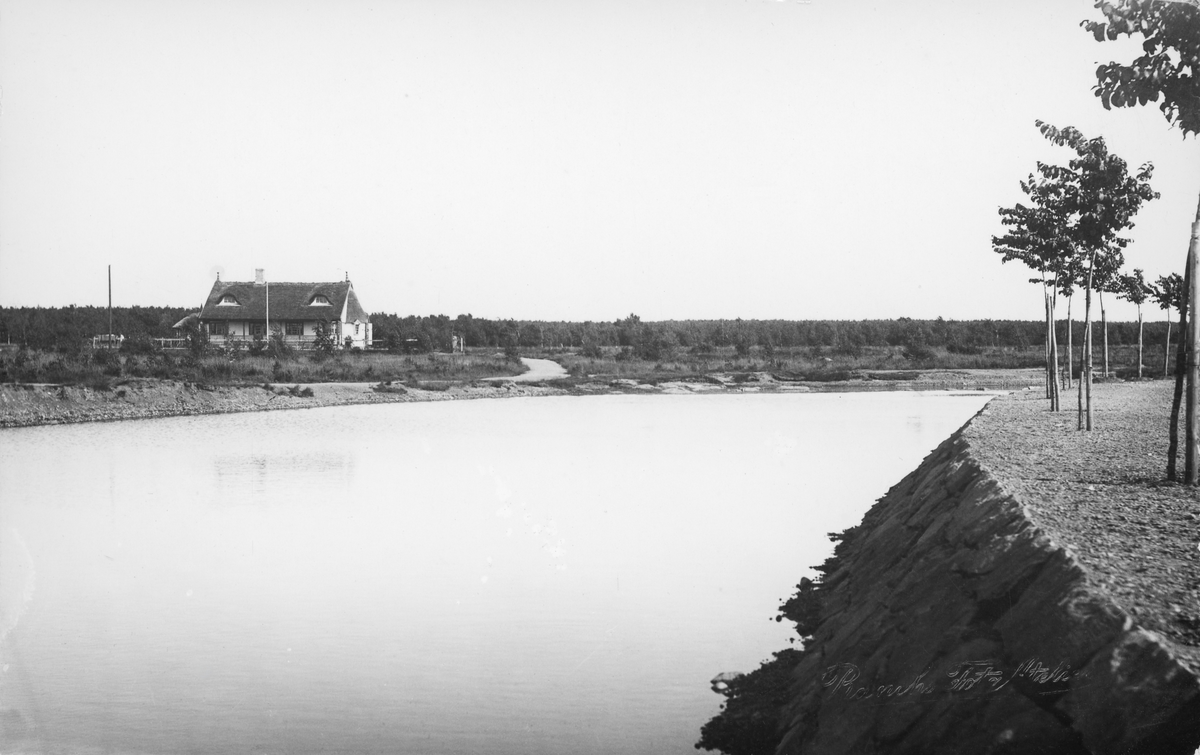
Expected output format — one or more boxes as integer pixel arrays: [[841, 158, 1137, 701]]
[[0, 366, 1043, 429]]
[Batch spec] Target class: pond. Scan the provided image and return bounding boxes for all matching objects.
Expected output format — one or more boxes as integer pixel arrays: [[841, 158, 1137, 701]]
[[0, 391, 993, 754]]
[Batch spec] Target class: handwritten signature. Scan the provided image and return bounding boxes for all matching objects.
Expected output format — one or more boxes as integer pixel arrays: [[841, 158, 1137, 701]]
[[822, 658, 1081, 702]]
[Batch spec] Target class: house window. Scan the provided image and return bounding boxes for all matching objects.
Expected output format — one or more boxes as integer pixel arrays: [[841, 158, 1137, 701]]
[[310, 295, 331, 306], [285, 322, 302, 337], [207, 321, 227, 336], [218, 294, 240, 306], [250, 322, 266, 337]]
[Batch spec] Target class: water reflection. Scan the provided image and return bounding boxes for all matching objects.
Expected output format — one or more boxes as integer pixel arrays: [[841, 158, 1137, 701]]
[[213, 452, 354, 502]]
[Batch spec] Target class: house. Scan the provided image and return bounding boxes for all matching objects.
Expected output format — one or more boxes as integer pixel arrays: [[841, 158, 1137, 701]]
[[198, 271, 373, 350]]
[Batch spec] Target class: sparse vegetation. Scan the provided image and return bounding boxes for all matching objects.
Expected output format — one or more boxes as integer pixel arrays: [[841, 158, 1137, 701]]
[[539, 342, 1148, 383], [0, 348, 521, 387]]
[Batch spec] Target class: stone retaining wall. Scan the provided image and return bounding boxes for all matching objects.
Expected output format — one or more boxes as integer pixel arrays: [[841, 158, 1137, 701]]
[[776, 429, 1200, 755]]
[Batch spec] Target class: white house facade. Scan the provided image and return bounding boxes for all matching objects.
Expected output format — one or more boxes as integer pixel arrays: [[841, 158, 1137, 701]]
[[197, 275, 373, 349]]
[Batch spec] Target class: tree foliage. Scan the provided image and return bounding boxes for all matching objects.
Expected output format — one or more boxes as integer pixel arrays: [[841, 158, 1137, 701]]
[[993, 170, 1075, 289], [1083, 0, 1200, 135], [1152, 271, 1186, 312], [1117, 268, 1153, 307], [0, 305, 191, 351], [1035, 122, 1158, 261]]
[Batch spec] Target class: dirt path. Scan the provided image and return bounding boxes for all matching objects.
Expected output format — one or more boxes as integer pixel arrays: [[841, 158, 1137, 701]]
[[483, 357, 568, 383]]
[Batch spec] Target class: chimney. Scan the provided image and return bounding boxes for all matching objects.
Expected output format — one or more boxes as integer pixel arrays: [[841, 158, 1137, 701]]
[[255, 268, 264, 285]]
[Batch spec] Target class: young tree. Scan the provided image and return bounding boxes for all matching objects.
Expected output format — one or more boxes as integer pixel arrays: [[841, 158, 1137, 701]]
[[993, 167, 1074, 411], [1152, 271, 1190, 479], [1035, 121, 1158, 429], [1093, 249, 1127, 378], [1152, 272, 1184, 376], [1117, 268, 1152, 377], [1083, 0, 1200, 475]]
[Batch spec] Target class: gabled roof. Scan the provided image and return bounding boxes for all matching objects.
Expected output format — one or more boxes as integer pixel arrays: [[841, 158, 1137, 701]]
[[198, 281, 368, 322]]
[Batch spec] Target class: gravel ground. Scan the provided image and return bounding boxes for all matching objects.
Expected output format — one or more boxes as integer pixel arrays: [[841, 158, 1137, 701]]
[[964, 380, 1200, 673]]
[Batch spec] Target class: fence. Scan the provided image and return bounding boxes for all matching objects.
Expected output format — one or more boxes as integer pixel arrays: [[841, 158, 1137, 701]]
[[92, 334, 125, 349]]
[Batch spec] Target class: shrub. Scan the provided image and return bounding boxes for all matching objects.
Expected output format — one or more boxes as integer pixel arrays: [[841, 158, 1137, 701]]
[[946, 342, 983, 355], [120, 334, 158, 355], [92, 349, 120, 368], [183, 320, 211, 359], [311, 322, 337, 360], [902, 342, 937, 362], [581, 340, 603, 359], [634, 327, 678, 362], [268, 332, 294, 360], [222, 339, 247, 361]]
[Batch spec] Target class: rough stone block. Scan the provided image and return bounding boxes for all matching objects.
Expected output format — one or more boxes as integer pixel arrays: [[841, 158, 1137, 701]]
[[995, 550, 1127, 670], [1061, 628, 1200, 755], [958, 529, 1051, 607], [943, 476, 1021, 547]]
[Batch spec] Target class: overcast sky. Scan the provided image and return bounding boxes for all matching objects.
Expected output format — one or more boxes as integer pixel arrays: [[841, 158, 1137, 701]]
[[1, 0, 1196, 322]]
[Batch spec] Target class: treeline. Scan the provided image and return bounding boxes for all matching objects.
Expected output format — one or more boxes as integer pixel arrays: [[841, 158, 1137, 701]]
[[0, 306, 192, 350], [370, 313, 1172, 353], [0, 306, 1173, 354]]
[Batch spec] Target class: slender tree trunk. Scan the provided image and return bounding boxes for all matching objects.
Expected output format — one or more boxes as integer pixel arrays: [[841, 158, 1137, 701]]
[[1085, 317, 1094, 430], [1169, 259, 1191, 481], [1101, 290, 1109, 379], [1165, 310, 1172, 379], [1137, 306, 1144, 380], [1044, 289, 1053, 401], [1067, 295, 1074, 388], [1050, 294, 1060, 411], [1187, 208, 1200, 484], [1080, 251, 1096, 431]]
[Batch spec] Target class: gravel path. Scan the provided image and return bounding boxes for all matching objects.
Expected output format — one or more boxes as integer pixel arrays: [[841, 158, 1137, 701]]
[[964, 381, 1200, 673]]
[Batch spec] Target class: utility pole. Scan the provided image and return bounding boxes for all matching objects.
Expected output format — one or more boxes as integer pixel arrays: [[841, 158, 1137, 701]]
[[108, 265, 113, 345]]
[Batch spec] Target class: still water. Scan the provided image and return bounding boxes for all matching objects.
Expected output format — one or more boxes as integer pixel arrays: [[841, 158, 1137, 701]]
[[0, 392, 992, 754]]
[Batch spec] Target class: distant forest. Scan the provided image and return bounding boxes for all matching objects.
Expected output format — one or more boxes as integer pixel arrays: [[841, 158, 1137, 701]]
[[0, 306, 1174, 354]]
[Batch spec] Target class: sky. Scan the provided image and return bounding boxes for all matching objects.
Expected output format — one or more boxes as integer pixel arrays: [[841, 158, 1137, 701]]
[[0, 0, 1197, 322]]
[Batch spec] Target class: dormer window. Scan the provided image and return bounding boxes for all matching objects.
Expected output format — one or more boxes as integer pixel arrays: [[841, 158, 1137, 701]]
[[309, 295, 331, 306], [217, 294, 240, 306]]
